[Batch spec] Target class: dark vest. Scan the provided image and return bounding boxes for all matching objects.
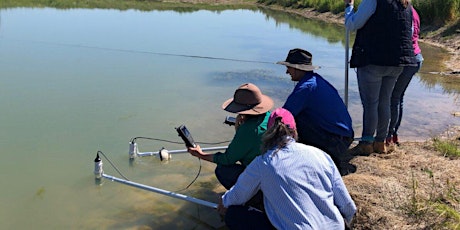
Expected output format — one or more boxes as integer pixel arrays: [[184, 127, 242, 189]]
[[350, 0, 416, 68]]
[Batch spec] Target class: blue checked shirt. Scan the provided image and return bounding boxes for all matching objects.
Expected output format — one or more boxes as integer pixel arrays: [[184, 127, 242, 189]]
[[222, 139, 356, 229]]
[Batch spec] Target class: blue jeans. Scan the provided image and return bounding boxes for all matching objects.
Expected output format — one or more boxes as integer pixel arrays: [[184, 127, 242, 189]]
[[388, 56, 423, 137], [357, 65, 403, 143]]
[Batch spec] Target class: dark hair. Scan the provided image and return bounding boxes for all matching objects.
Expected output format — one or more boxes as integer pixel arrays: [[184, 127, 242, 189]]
[[261, 117, 298, 154]]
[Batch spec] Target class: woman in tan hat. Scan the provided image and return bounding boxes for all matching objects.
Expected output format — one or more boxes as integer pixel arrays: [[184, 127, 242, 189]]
[[187, 83, 273, 191]]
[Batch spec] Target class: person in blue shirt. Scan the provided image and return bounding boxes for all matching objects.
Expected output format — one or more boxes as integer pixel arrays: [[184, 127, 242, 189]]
[[276, 48, 355, 176], [218, 108, 357, 230]]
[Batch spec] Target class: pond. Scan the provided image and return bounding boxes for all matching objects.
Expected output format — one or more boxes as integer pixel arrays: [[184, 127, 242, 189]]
[[0, 7, 459, 229]]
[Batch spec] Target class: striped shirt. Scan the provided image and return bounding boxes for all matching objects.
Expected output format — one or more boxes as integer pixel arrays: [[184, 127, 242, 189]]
[[222, 140, 356, 229]]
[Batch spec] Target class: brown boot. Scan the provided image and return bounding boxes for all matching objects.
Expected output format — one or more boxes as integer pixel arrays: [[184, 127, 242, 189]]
[[373, 141, 387, 154], [348, 143, 373, 156]]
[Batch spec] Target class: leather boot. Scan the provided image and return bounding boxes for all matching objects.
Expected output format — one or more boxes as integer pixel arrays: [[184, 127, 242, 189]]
[[373, 141, 387, 154], [348, 143, 373, 156]]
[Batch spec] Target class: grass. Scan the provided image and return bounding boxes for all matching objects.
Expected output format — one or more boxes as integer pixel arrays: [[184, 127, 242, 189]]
[[2, 0, 459, 26], [413, 0, 460, 24], [433, 138, 460, 158], [405, 170, 460, 229], [256, 0, 460, 25], [0, 0, 256, 11]]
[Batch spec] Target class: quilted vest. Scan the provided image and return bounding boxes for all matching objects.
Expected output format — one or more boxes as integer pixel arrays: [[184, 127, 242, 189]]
[[350, 0, 416, 68]]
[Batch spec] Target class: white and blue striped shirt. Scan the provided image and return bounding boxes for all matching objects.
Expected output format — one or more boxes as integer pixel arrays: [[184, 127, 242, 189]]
[[222, 140, 356, 229]]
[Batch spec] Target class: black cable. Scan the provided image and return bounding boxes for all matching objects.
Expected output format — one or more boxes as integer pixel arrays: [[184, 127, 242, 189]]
[[7, 39, 457, 76], [131, 136, 230, 145], [131, 136, 183, 144], [97, 150, 204, 193], [6, 38, 274, 64], [174, 157, 202, 193], [97, 150, 130, 181]]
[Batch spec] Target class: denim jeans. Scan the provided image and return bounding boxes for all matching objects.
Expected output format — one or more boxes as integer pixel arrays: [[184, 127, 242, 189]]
[[388, 55, 423, 137], [357, 65, 403, 142]]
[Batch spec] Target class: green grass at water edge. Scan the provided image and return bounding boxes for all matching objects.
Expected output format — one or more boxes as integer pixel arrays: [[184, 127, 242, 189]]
[[2, 0, 459, 25], [413, 0, 460, 24], [0, 0, 256, 11], [433, 138, 460, 158], [257, 0, 460, 25]]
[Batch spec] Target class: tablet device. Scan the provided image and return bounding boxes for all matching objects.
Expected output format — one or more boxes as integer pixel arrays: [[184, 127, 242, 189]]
[[175, 125, 197, 148]]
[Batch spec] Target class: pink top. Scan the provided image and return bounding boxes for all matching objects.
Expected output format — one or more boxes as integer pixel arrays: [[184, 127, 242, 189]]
[[412, 7, 421, 55]]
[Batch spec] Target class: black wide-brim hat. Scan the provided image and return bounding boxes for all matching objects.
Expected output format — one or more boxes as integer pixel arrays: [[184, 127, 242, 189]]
[[276, 48, 320, 71]]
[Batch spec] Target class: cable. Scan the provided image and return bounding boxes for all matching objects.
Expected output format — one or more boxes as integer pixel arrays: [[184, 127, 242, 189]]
[[97, 150, 204, 193], [131, 136, 230, 145], [4, 38, 274, 65], [5, 38, 456, 75], [98, 150, 130, 181], [174, 157, 202, 193]]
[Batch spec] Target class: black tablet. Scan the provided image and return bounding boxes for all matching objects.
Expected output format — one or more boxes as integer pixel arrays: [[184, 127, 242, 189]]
[[176, 125, 197, 148]]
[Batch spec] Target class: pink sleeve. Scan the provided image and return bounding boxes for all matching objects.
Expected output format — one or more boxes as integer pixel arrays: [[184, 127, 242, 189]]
[[411, 7, 422, 55]]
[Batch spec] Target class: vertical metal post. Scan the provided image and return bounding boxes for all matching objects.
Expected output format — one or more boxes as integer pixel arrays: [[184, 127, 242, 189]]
[[345, 29, 350, 108]]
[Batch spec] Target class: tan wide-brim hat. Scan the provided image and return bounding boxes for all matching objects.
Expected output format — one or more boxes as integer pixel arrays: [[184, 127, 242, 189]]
[[276, 48, 320, 71], [222, 83, 274, 115]]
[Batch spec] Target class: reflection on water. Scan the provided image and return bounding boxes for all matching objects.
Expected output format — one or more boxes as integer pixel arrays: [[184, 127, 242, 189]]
[[0, 7, 459, 230], [418, 43, 460, 94], [261, 8, 346, 44]]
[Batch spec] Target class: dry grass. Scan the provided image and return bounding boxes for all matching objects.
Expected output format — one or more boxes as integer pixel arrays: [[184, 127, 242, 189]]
[[345, 126, 460, 229]]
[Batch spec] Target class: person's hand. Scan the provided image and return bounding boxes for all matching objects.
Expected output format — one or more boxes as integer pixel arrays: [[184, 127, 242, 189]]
[[234, 114, 246, 131], [217, 197, 227, 216], [187, 145, 203, 158]]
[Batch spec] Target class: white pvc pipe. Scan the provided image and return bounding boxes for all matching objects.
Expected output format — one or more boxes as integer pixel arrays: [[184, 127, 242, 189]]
[[137, 146, 228, 157], [101, 173, 218, 209]]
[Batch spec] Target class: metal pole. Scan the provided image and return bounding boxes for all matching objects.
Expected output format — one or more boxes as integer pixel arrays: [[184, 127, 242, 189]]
[[345, 28, 350, 108], [101, 173, 218, 209]]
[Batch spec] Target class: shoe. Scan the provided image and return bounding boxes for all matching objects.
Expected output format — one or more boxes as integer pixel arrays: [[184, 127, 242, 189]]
[[338, 162, 357, 176], [385, 136, 392, 146], [373, 141, 387, 154], [392, 134, 400, 146], [348, 143, 373, 156]]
